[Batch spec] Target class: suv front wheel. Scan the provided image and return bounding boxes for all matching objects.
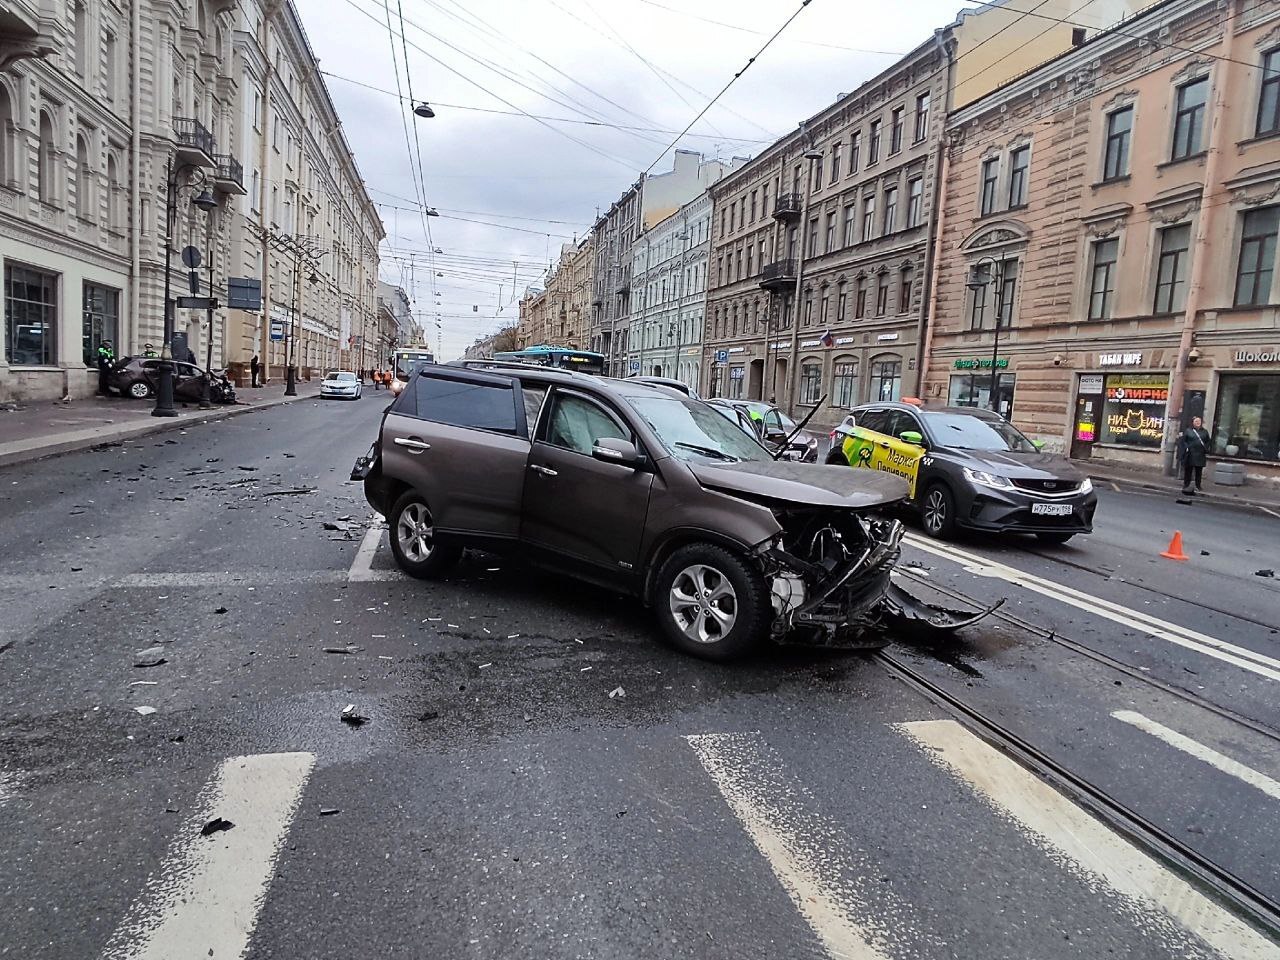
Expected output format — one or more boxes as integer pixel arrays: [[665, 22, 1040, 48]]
[[654, 544, 772, 661], [388, 490, 461, 579]]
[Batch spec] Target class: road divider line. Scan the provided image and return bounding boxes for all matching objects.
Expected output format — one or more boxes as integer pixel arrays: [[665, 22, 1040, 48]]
[[1112, 710, 1280, 801], [687, 732, 905, 960], [897, 719, 1279, 959], [904, 534, 1280, 682], [347, 514, 385, 582], [102, 751, 315, 960]]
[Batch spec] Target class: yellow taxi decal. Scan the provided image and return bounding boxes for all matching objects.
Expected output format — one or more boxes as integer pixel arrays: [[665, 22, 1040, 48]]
[[842, 430, 923, 498]]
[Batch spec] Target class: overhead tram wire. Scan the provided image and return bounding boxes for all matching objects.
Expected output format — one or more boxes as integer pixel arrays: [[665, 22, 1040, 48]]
[[639, 0, 816, 177], [380, 0, 431, 249], [394, 0, 439, 303]]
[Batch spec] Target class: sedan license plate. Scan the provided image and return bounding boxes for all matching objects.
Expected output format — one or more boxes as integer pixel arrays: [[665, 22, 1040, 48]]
[[1031, 502, 1073, 516]]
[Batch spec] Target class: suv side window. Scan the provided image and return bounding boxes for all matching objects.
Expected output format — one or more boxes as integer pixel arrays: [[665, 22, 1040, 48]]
[[520, 382, 549, 428], [881, 410, 920, 440], [542, 392, 629, 456], [413, 373, 520, 435]]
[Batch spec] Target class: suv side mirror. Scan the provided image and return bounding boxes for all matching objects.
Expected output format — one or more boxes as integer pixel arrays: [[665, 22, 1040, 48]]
[[1032, 439, 1045, 452], [592, 437, 644, 468], [899, 430, 925, 447]]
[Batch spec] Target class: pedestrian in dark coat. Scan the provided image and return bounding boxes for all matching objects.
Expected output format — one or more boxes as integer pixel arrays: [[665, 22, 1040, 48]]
[[1178, 416, 1211, 494], [250, 354, 260, 387], [96, 340, 114, 396]]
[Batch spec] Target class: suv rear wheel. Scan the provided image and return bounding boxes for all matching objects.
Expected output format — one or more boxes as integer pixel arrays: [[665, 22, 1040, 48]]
[[654, 544, 771, 661], [388, 490, 461, 579]]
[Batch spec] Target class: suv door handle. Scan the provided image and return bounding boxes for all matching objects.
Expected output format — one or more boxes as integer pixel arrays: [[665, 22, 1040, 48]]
[[394, 437, 431, 453], [529, 464, 558, 477]]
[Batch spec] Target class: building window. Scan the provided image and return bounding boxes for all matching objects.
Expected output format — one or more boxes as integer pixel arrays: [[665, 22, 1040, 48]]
[[1235, 207, 1279, 307], [729, 204, 735, 232], [949, 373, 1016, 419], [75, 135, 91, 219], [862, 195, 876, 242], [820, 293, 830, 325], [1259, 49, 1280, 137], [890, 107, 904, 154], [883, 185, 898, 233], [898, 265, 913, 313], [997, 260, 1018, 327], [250, 169, 261, 212], [1088, 238, 1118, 320], [38, 111, 56, 204], [1213, 374, 1280, 460], [106, 153, 121, 230], [761, 185, 768, 221], [1008, 146, 1029, 208], [749, 190, 757, 222], [830, 143, 841, 183], [806, 218, 818, 256], [804, 294, 813, 326], [869, 119, 881, 164], [799, 361, 822, 404], [849, 131, 860, 174], [82, 282, 119, 366], [914, 92, 930, 143], [980, 157, 999, 216], [812, 155, 823, 193], [103, 31, 118, 105], [843, 203, 856, 246], [5, 264, 59, 366], [856, 278, 867, 318], [1172, 76, 1208, 160], [73, 2, 89, 79], [833, 359, 858, 407], [968, 261, 1016, 329], [0, 86, 12, 186], [869, 356, 902, 402], [746, 243, 754, 276], [906, 178, 923, 228], [1154, 223, 1192, 313], [729, 365, 745, 399], [825, 213, 836, 253], [875, 274, 888, 316], [837, 283, 847, 321], [1103, 106, 1132, 181]]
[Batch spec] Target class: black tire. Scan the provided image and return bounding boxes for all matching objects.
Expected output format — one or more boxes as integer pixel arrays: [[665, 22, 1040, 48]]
[[825, 445, 849, 466], [921, 483, 957, 540], [387, 490, 461, 579], [126, 380, 153, 400], [653, 543, 772, 662], [1036, 532, 1074, 545]]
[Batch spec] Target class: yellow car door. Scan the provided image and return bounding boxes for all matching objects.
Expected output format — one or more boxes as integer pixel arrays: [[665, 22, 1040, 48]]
[[841, 410, 925, 498]]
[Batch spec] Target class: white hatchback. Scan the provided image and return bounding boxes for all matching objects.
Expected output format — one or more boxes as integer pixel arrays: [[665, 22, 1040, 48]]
[[321, 371, 362, 400]]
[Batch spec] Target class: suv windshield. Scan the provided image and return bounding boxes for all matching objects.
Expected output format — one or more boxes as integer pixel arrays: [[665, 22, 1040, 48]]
[[922, 412, 1038, 452], [627, 397, 769, 463]]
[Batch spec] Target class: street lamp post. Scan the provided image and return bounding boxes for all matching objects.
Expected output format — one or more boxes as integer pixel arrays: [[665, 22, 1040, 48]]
[[199, 201, 220, 409], [966, 254, 1008, 415]]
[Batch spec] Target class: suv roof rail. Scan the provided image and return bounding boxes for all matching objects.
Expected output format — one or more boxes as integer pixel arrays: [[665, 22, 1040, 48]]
[[452, 358, 585, 378]]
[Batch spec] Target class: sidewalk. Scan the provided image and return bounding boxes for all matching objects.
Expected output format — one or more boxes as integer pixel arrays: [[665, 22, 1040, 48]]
[[1084, 459, 1280, 514], [0, 380, 323, 469]]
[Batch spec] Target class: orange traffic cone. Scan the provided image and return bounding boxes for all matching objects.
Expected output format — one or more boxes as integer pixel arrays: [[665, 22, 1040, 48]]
[[1160, 531, 1189, 562]]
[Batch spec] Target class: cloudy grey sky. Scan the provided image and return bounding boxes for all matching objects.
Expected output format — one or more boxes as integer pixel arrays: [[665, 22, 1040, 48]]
[[303, 0, 978, 359]]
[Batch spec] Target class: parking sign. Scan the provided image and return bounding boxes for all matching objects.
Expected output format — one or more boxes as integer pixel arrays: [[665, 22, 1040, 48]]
[[715, 349, 728, 363]]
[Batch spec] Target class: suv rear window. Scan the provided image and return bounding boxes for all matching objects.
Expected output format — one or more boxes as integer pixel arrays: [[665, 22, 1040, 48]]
[[414, 375, 518, 434]]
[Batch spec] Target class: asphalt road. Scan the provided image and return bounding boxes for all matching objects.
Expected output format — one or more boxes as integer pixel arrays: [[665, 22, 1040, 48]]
[[1, 391, 1278, 960]]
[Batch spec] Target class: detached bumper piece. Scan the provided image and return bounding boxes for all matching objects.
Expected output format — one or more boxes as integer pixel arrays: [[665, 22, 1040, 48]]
[[877, 582, 1005, 639]]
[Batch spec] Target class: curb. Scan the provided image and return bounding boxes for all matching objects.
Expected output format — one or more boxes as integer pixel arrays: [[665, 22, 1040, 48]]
[[1090, 471, 1280, 517], [0, 391, 321, 470]]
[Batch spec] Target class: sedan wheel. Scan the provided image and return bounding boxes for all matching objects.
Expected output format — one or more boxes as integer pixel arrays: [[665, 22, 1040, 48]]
[[127, 380, 153, 399], [922, 484, 956, 540], [669, 563, 738, 644]]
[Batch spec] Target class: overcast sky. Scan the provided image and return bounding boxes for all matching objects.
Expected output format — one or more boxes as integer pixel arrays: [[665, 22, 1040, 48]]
[[303, 0, 979, 359]]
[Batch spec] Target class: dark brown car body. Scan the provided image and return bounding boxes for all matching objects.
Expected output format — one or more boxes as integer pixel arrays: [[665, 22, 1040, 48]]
[[357, 363, 991, 659]]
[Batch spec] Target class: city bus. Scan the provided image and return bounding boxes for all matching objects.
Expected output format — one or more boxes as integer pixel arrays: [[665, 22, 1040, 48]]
[[490, 345, 606, 375], [388, 347, 435, 394]]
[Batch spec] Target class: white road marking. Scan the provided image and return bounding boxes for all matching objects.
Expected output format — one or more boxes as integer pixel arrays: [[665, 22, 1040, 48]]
[[112, 568, 405, 587], [102, 752, 315, 960], [1260, 506, 1280, 521], [687, 732, 914, 960], [898, 719, 1280, 960], [347, 514, 386, 582], [905, 534, 1280, 683], [1112, 710, 1280, 801]]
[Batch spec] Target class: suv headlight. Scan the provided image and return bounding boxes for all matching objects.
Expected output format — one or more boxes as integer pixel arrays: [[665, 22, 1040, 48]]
[[962, 466, 1013, 490], [1079, 477, 1093, 494]]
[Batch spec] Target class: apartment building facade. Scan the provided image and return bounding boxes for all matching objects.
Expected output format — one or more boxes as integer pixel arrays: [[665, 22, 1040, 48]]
[[517, 236, 594, 350], [0, 0, 379, 401], [627, 190, 713, 389], [589, 178, 642, 374], [923, 0, 1280, 482]]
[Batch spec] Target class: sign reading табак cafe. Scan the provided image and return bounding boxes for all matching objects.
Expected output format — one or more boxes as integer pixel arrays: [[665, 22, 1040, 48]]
[[1102, 373, 1168, 448]]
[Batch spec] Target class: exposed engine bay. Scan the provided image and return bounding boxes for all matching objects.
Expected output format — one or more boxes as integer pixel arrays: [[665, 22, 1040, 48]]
[[761, 506, 1000, 647]]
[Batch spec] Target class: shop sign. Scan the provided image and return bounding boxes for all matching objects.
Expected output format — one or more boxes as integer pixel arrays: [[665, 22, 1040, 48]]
[[834, 337, 855, 345], [728, 346, 746, 353], [801, 339, 821, 347], [953, 357, 1010, 370], [877, 333, 899, 342], [771, 341, 789, 350], [1078, 374, 1104, 394], [1234, 349, 1279, 364], [1099, 352, 1142, 366], [1101, 373, 1168, 448]]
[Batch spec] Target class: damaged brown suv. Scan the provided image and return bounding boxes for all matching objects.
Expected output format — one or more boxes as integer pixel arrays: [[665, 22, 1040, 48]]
[[354, 363, 990, 660]]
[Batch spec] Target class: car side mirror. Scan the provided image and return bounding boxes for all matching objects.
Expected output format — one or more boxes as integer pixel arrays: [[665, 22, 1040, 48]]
[[899, 430, 925, 447], [592, 437, 644, 468], [1033, 439, 1045, 452]]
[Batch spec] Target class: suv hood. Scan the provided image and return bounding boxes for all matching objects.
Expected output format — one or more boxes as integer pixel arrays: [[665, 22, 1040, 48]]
[[690, 460, 907, 508], [944, 448, 1085, 480]]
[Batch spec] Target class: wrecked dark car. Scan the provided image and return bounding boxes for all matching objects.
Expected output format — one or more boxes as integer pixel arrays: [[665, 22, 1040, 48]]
[[355, 363, 992, 661]]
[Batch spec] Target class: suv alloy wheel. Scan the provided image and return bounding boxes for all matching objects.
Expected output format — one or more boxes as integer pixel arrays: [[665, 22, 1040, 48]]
[[654, 543, 772, 661], [921, 483, 956, 540], [388, 490, 461, 578]]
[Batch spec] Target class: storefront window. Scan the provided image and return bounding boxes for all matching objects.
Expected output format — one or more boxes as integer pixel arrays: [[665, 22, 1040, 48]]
[[83, 282, 120, 366], [1101, 373, 1168, 447], [1213, 375, 1279, 460], [729, 364, 744, 399], [5, 264, 59, 366], [948, 373, 1016, 420], [869, 355, 901, 402], [832, 358, 858, 408], [799, 361, 822, 404]]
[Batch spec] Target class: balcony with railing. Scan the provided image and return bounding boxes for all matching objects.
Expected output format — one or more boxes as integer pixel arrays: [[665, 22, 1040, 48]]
[[759, 258, 797, 290], [173, 117, 216, 167], [772, 192, 802, 220], [213, 154, 246, 195]]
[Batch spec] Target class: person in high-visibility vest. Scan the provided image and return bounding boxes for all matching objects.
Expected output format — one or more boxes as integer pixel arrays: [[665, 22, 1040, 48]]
[[96, 340, 115, 396]]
